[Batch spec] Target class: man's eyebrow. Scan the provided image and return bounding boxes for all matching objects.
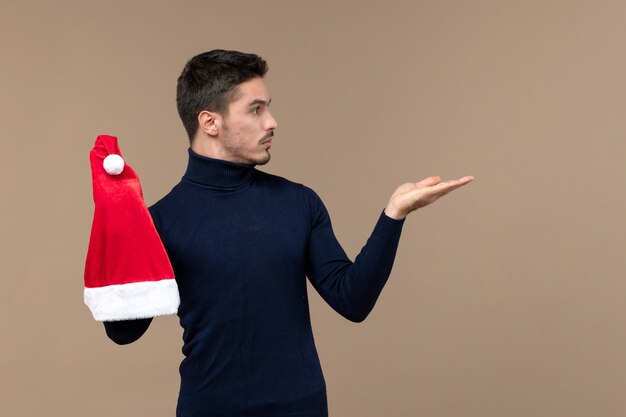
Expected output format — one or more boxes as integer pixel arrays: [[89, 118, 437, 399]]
[[249, 98, 271, 106]]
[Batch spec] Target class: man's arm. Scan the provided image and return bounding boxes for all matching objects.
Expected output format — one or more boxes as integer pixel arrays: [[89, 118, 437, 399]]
[[305, 175, 473, 322], [99, 203, 175, 345], [103, 318, 153, 345]]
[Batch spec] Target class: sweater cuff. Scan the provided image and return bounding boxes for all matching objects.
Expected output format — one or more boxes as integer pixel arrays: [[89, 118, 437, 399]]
[[375, 209, 405, 240], [381, 209, 406, 223]]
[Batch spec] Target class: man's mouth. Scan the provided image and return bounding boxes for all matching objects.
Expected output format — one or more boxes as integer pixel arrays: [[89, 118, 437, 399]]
[[261, 132, 274, 144]]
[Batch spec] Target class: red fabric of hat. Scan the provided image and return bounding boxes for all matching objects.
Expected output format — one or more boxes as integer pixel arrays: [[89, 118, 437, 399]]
[[84, 135, 179, 321]]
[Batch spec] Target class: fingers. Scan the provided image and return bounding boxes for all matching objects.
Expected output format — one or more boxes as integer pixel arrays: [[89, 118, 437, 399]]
[[437, 176, 474, 193], [417, 175, 473, 189], [457, 175, 475, 184], [413, 175, 473, 200], [438, 176, 473, 185], [416, 176, 442, 187]]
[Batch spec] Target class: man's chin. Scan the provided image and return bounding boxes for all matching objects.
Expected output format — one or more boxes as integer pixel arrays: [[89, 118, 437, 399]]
[[253, 151, 271, 166]]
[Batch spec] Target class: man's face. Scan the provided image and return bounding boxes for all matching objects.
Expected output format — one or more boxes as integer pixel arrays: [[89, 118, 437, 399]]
[[220, 77, 277, 166]]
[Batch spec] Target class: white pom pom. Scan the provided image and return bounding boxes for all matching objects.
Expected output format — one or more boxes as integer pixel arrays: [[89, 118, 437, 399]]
[[103, 154, 125, 175]]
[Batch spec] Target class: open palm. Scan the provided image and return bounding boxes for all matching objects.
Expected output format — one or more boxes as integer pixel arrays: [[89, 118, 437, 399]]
[[384, 175, 474, 220]]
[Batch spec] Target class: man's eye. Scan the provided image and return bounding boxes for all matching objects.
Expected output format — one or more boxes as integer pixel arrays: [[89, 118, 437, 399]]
[[252, 106, 260, 114]]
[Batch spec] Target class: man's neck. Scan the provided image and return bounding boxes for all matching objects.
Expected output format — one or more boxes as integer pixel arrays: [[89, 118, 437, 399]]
[[190, 138, 228, 161]]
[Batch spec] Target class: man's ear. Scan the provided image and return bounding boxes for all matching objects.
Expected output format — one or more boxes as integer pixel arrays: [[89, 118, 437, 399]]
[[198, 110, 221, 137]]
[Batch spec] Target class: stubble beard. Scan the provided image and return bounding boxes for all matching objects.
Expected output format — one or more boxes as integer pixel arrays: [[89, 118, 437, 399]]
[[255, 150, 271, 166], [255, 131, 274, 166], [221, 124, 271, 167], [242, 133, 273, 167]]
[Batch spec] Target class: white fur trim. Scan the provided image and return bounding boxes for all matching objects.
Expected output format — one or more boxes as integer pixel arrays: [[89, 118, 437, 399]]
[[84, 279, 179, 321]]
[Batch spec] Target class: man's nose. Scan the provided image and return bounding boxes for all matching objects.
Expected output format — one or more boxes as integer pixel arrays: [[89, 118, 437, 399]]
[[266, 111, 278, 130]]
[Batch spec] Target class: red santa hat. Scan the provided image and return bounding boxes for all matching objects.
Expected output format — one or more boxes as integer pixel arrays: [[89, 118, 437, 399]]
[[84, 134, 179, 321]]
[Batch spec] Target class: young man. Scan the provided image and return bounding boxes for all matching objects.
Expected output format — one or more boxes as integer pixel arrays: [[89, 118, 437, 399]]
[[104, 50, 473, 417]]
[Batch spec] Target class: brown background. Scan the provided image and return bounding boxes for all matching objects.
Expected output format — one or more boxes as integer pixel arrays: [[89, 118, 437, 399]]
[[2, 1, 626, 416]]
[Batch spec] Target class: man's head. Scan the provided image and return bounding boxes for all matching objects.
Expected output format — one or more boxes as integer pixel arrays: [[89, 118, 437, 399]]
[[177, 50, 277, 166]]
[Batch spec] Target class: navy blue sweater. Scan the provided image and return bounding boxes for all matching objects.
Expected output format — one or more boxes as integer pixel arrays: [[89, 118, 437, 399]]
[[104, 149, 405, 417]]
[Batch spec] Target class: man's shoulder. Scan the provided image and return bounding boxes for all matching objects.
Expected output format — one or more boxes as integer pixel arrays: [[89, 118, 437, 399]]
[[255, 169, 307, 191], [255, 170, 323, 205], [147, 182, 186, 214]]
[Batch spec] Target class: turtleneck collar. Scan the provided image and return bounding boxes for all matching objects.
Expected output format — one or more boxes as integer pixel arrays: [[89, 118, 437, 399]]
[[182, 148, 256, 190]]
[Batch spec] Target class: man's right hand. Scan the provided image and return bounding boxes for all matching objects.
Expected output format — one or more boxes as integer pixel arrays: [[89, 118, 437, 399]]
[[383, 175, 474, 220]]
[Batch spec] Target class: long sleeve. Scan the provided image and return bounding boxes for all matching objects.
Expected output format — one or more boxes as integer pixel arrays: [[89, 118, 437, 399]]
[[304, 187, 405, 322], [103, 318, 153, 345]]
